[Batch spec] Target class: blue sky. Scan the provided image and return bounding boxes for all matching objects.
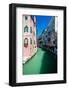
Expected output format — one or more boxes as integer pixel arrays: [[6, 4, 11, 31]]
[[35, 16, 52, 37]]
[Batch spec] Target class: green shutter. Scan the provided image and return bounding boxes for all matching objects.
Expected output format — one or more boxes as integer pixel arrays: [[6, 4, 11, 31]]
[[30, 38, 32, 44], [24, 26, 28, 32], [30, 27, 32, 33], [25, 16, 28, 20]]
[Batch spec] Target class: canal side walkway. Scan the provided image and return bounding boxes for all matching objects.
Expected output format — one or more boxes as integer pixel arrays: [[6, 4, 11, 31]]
[[23, 48, 57, 75]]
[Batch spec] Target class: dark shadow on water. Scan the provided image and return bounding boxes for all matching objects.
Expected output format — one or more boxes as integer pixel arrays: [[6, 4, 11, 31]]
[[40, 48, 57, 74]]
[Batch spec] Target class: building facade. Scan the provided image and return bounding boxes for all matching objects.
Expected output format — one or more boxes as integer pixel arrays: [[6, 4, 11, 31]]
[[37, 16, 57, 54], [22, 15, 37, 63]]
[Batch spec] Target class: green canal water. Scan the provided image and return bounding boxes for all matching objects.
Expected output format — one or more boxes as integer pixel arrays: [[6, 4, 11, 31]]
[[23, 48, 57, 75]]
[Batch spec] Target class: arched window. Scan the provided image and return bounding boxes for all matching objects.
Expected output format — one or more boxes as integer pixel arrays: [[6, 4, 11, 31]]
[[25, 16, 28, 20], [48, 38, 50, 42], [30, 27, 32, 33], [24, 26, 28, 32], [30, 38, 32, 44], [24, 38, 28, 47]]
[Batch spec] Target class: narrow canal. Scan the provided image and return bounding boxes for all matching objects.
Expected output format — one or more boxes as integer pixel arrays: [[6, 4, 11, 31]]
[[23, 48, 57, 75]]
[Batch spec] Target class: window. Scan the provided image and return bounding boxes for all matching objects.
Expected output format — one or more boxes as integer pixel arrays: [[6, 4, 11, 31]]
[[48, 31, 51, 35], [24, 26, 28, 32], [35, 46, 36, 48], [30, 27, 32, 33], [25, 16, 28, 20], [24, 38, 28, 47], [30, 38, 32, 44], [48, 38, 50, 42], [53, 41, 55, 44], [46, 35, 47, 38]]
